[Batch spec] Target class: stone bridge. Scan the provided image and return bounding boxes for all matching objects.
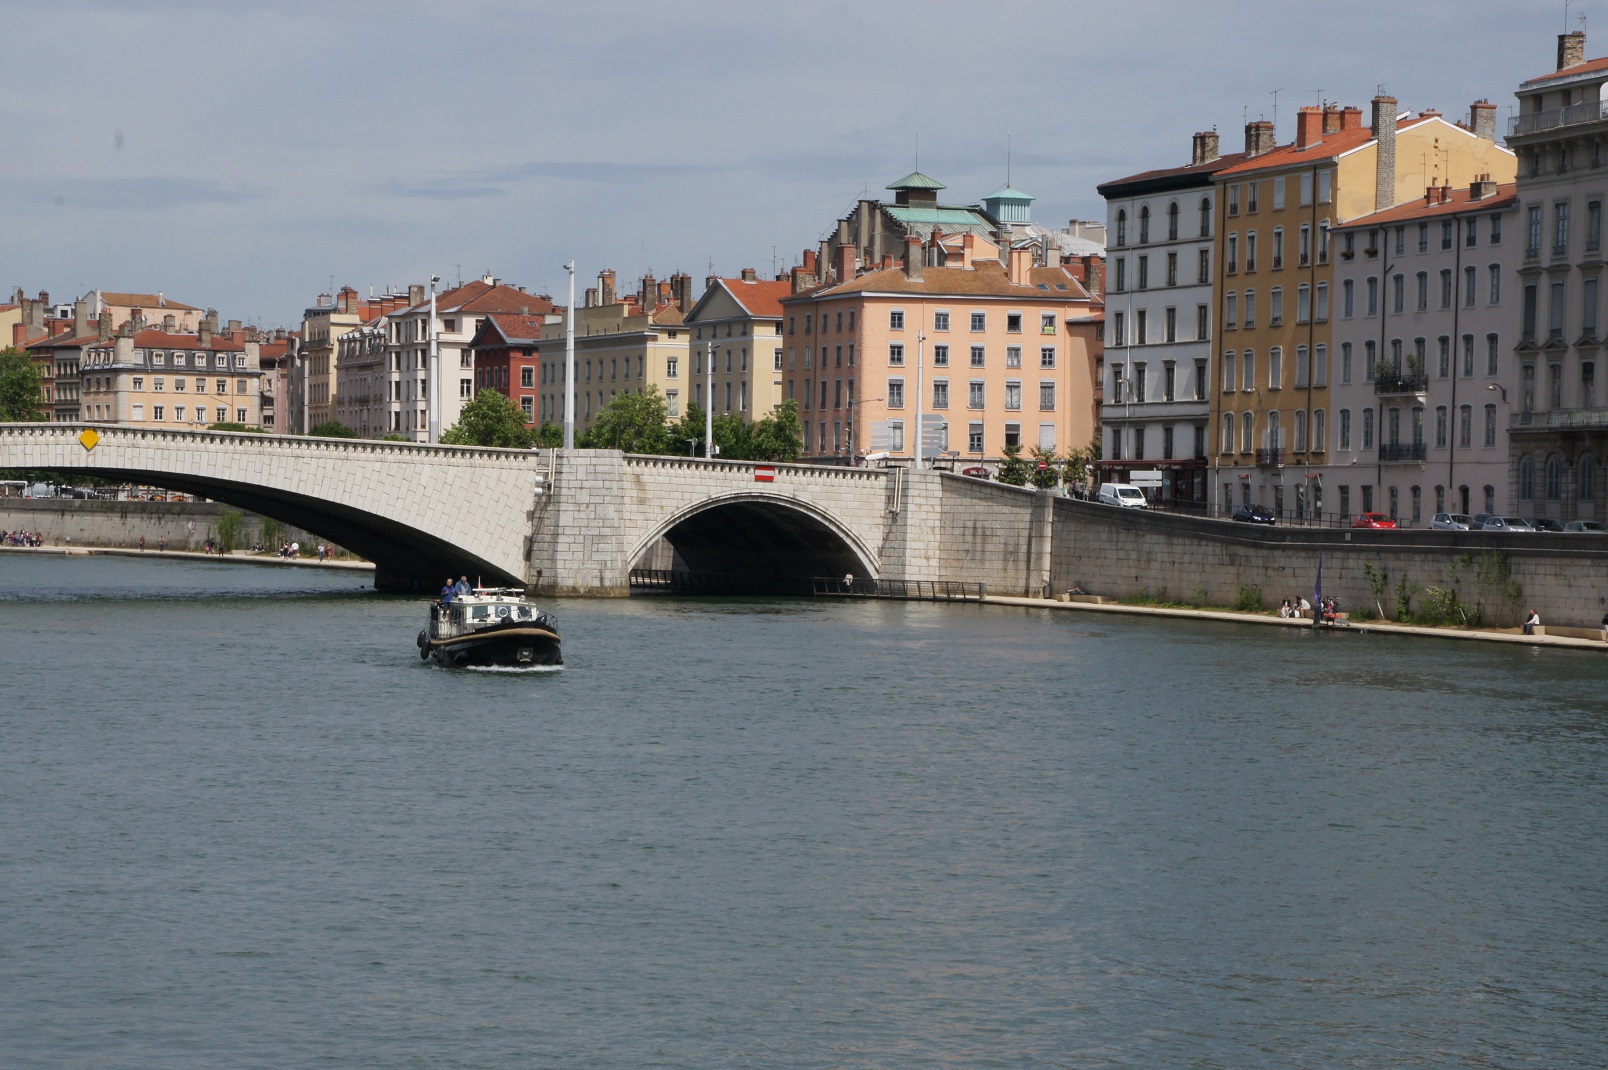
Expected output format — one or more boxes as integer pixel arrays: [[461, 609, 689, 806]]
[[0, 424, 1054, 596]]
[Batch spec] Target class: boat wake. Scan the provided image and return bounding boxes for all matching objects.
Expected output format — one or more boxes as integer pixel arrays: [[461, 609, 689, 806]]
[[459, 663, 565, 674]]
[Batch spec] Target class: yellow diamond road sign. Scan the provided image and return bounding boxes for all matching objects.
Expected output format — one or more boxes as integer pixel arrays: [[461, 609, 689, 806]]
[[78, 429, 100, 451]]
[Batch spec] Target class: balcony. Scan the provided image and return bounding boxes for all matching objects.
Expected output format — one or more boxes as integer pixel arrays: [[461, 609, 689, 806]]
[[1514, 406, 1608, 430], [1509, 98, 1608, 138], [1374, 368, 1427, 396], [1379, 442, 1428, 463], [1255, 447, 1283, 467]]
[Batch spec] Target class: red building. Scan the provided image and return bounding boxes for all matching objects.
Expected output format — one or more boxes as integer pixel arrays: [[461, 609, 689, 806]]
[[465, 310, 557, 425]]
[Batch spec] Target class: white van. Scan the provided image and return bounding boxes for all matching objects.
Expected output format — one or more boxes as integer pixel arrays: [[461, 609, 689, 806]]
[[1097, 483, 1148, 508]]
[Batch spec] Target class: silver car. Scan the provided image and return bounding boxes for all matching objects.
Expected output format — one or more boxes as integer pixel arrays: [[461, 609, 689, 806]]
[[1430, 512, 1474, 530], [1563, 520, 1605, 532], [1481, 516, 1536, 532]]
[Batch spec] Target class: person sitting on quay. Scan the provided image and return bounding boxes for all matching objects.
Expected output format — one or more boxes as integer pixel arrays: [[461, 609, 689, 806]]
[[1523, 609, 1541, 636]]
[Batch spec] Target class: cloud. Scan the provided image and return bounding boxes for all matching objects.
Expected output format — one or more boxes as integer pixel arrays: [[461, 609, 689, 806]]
[[0, 176, 262, 212], [373, 160, 718, 200]]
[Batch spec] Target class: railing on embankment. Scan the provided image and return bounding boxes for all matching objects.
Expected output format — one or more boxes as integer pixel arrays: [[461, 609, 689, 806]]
[[628, 569, 985, 601]]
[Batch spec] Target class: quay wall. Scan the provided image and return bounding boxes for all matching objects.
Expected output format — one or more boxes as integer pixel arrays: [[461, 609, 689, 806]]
[[0, 499, 322, 553], [1049, 499, 1608, 629]]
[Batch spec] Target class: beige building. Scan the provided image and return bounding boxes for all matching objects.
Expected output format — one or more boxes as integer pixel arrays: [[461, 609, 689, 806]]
[[78, 320, 262, 429], [537, 270, 693, 436], [780, 233, 1102, 466], [682, 271, 790, 421], [300, 286, 406, 431]]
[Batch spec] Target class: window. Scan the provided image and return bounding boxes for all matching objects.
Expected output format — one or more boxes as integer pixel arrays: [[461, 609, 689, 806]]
[[1296, 284, 1309, 323], [1528, 205, 1543, 256], [968, 422, 984, 452], [1416, 271, 1429, 311], [1007, 312, 1023, 333], [1244, 290, 1256, 327], [1484, 404, 1497, 447], [1166, 252, 1178, 287], [1114, 258, 1127, 292], [887, 378, 904, 408], [970, 345, 985, 368], [1221, 412, 1236, 453], [1272, 227, 1285, 269], [132, 403, 144, 420], [1139, 206, 1151, 243], [1465, 265, 1478, 307], [1339, 408, 1352, 450], [932, 380, 948, 409], [1222, 352, 1236, 392], [1580, 454, 1597, 500], [1138, 256, 1150, 289], [1418, 222, 1429, 253], [889, 420, 904, 453], [520, 367, 534, 388], [1299, 224, 1311, 266], [1490, 214, 1503, 245], [934, 310, 950, 332], [1005, 381, 1022, 410], [1242, 411, 1254, 451], [1316, 282, 1329, 322], [1224, 294, 1237, 330], [1395, 226, 1406, 256], [1436, 405, 1449, 447], [1273, 178, 1286, 211], [1269, 346, 1282, 389], [889, 309, 904, 330], [970, 312, 986, 332], [1367, 276, 1379, 316], [1228, 185, 1240, 216], [1392, 274, 1405, 314], [1116, 209, 1128, 245], [132, 377, 143, 390], [1586, 277, 1600, 336], [153, 405, 164, 421], [1040, 312, 1055, 335], [1295, 345, 1309, 388], [1554, 202, 1571, 255], [1227, 234, 1238, 274], [1040, 346, 1056, 369], [1200, 196, 1212, 236], [1195, 360, 1207, 400], [968, 381, 984, 408], [1440, 269, 1453, 309], [933, 344, 949, 367], [1005, 345, 1021, 368], [1136, 310, 1148, 344], [1442, 220, 1454, 250], [1519, 456, 1535, 499], [1547, 456, 1564, 500], [1246, 232, 1257, 272], [1198, 249, 1210, 284], [1315, 344, 1328, 387], [1167, 201, 1179, 240], [1039, 382, 1056, 410], [1550, 280, 1567, 340], [1242, 349, 1255, 391], [1362, 408, 1375, 451], [1343, 279, 1354, 318], [1438, 336, 1451, 379], [888, 343, 904, 366]]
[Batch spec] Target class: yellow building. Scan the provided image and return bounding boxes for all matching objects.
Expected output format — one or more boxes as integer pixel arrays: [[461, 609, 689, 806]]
[[1210, 99, 1514, 516], [78, 326, 262, 429], [682, 271, 791, 422]]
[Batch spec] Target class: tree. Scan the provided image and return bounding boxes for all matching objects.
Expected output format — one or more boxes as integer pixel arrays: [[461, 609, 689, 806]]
[[668, 401, 708, 456], [440, 389, 535, 448], [0, 347, 47, 421], [208, 421, 267, 434], [533, 421, 563, 448], [996, 442, 1032, 486], [1029, 445, 1060, 489], [308, 420, 359, 438], [1060, 446, 1092, 490], [712, 411, 751, 459], [746, 399, 803, 462], [579, 387, 670, 453]]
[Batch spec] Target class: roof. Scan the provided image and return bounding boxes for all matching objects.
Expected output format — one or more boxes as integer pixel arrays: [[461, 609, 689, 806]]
[[1522, 55, 1608, 86], [884, 204, 997, 240], [785, 260, 1093, 302], [1213, 115, 1440, 178], [984, 184, 1034, 202], [719, 278, 790, 319], [470, 312, 552, 347], [1334, 182, 1519, 229], [131, 329, 246, 351], [97, 291, 201, 312], [887, 171, 946, 191], [1097, 150, 1254, 197], [398, 280, 555, 318], [24, 331, 99, 350]]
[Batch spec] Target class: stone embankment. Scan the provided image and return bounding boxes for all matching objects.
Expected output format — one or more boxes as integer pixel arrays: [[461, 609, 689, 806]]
[[0, 498, 329, 555]]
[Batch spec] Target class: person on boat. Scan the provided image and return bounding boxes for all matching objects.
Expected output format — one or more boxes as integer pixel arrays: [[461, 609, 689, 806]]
[[440, 578, 457, 605], [455, 575, 471, 596]]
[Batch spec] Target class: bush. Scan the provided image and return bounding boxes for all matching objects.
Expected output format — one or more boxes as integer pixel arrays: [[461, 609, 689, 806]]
[[1235, 584, 1263, 611], [214, 510, 243, 553], [1416, 585, 1472, 627]]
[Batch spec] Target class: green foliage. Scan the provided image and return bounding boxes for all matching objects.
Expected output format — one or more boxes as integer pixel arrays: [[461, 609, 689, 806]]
[[745, 399, 802, 462], [667, 401, 708, 456], [259, 517, 284, 549], [1362, 561, 1389, 618], [207, 422, 267, 434], [214, 510, 243, 553], [380, 433, 409, 441], [0, 347, 47, 421], [440, 389, 536, 448], [995, 442, 1032, 486], [308, 420, 358, 439], [580, 387, 671, 453], [1393, 574, 1421, 621], [1474, 550, 1524, 625], [1061, 446, 1092, 489], [1235, 584, 1263, 612], [533, 421, 563, 448], [1190, 583, 1210, 607], [1028, 445, 1060, 489], [1415, 585, 1471, 627]]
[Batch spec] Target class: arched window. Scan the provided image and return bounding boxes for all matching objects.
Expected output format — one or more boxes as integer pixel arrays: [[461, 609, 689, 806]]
[[1167, 201, 1180, 240], [1222, 412, 1236, 454], [1241, 411, 1254, 451], [1546, 455, 1564, 500], [1199, 197, 1212, 237], [1116, 209, 1127, 246], [1294, 409, 1308, 451], [1580, 454, 1598, 501], [1139, 206, 1151, 243], [1519, 456, 1536, 500]]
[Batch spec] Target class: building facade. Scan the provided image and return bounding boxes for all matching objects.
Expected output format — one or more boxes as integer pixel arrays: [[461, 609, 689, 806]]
[[465, 313, 559, 426], [1504, 29, 1608, 524], [77, 323, 262, 429], [1097, 130, 1247, 502], [1323, 180, 1519, 523], [682, 271, 790, 424], [1210, 98, 1515, 519]]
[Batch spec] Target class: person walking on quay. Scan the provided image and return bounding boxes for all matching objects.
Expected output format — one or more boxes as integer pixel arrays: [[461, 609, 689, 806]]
[[139, 535, 145, 552], [157, 536, 166, 552], [1601, 610, 1608, 642]]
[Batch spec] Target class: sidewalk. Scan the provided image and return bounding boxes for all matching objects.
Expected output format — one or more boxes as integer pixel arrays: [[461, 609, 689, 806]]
[[984, 593, 1608, 651]]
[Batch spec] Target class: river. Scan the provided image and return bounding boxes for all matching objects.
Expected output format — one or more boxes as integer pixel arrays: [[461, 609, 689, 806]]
[[2, 553, 1605, 1068]]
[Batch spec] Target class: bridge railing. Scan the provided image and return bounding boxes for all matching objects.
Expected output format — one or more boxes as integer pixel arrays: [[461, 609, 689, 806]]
[[628, 568, 985, 601], [811, 576, 987, 601], [623, 454, 888, 481]]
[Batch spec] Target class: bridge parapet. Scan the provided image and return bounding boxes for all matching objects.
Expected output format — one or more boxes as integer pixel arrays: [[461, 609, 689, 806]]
[[622, 454, 888, 485]]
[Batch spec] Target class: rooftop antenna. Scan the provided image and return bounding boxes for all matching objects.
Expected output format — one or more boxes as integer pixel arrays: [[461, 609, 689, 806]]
[[1270, 87, 1286, 132], [914, 131, 919, 172], [1006, 131, 1012, 187], [1565, 0, 1576, 32], [769, 245, 781, 278], [449, 262, 462, 287]]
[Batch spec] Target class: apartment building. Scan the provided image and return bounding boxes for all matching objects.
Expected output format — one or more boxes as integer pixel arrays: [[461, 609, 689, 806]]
[[1211, 99, 1514, 518], [301, 286, 408, 430], [1324, 180, 1520, 523], [465, 312, 561, 425], [778, 234, 1101, 465], [76, 318, 262, 429], [1504, 29, 1608, 524], [536, 270, 693, 436], [682, 271, 790, 422], [1097, 130, 1248, 503]]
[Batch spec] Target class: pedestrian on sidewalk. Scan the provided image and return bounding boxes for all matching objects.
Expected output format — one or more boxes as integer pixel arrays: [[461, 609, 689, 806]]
[[139, 535, 145, 552]]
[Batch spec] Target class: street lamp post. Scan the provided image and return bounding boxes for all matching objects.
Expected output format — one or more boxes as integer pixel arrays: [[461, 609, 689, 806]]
[[705, 341, 715, 459], [913, 330, 926, 467], [563, 262, 575, 450], [427, 275, 440, 443]]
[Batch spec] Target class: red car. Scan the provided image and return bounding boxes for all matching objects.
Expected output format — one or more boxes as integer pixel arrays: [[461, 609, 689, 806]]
[[1352, 511, 1398, 529]]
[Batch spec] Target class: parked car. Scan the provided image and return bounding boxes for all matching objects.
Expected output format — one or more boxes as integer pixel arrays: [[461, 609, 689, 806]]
[[1429, 512, 1474, 530], [1529, 517, 1564, 532], [1563, 519, 1604, 532], [1481, 516, 1535, 532], [1232, 503, 1277, 524], [960, 466, 990, 479], [1097, 483, 1149, 508], [1352, 512, 1397, 529]]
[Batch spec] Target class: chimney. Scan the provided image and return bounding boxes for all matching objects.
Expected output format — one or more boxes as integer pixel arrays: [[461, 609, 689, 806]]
[[163, 313, 176, 333], [1340, 106, 1363, 131], [670, 272, 692, 311], [658, 280, 671, 301], [1470, 99, 1497, 143], [1007, 244, 1033, 285], [584, 287, 598, 308], [598, 270, 616, 306], [1372, 94, 1399, 210], [705, 273, 719, 292], [1245, 119, 1276, 156], [1295, 106, 1324, 149], [903, 233, 924, 281], [98, 309, 113, 343], [130, 307, 146, 333], [204, 308, 219, 333], [1470, 173, 1498, 201], [834, 243, 856, 282], [640, 272, 656, 307], [1322, 105, 1343, 134], [803, 248, 817, 275], [338, 286, 359, 313], [199, 319, 212, 347], [408, 283, 425, 305], [157, 290, 166, 308], [1559, 29, 1587, 71], [1192, 129, 1221, 165], [74, 300, 90, 339], [790, 265, 811, 294], [1418, 108, 1443, 120], [740, 267, 758, 282]]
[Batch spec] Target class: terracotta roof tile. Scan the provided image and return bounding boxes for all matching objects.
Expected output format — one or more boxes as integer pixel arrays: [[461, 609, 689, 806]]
[[719, 278, 791, 318], [24, 332, 99, 350], [132, 329, 246, 351], [1214, 115, 1439, 177], [785, 261, 1092, 302], [98, 291, 201, 312], [1335, 182, 1519, 229], [1522, 55, 1608, 86]]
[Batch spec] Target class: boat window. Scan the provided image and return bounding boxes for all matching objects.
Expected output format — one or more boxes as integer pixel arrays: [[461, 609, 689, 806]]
[[470, 605, 490, 621], [514, 605, 532, 620], [495, 605, 510, 618]]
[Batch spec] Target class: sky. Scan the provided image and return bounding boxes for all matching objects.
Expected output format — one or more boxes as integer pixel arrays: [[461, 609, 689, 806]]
[[0, 0, 1580, 328]]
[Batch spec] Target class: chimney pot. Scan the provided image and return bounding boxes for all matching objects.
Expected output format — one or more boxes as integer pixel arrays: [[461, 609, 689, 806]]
[[1245, 119, 1276, 156], [1469, 99, 1497, 142], [1559, 29, 1587, 71]]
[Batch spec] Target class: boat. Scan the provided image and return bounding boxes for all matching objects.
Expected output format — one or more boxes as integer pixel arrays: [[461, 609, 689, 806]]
[[417, 586, 562, 668]]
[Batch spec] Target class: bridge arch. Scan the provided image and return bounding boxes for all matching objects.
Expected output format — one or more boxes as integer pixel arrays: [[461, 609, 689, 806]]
[[627, 489, 878, 585]]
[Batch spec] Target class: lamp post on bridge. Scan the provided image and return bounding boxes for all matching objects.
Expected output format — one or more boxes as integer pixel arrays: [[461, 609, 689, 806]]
[[427, 275, 440, 443], [563, 261, 575, 450]]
